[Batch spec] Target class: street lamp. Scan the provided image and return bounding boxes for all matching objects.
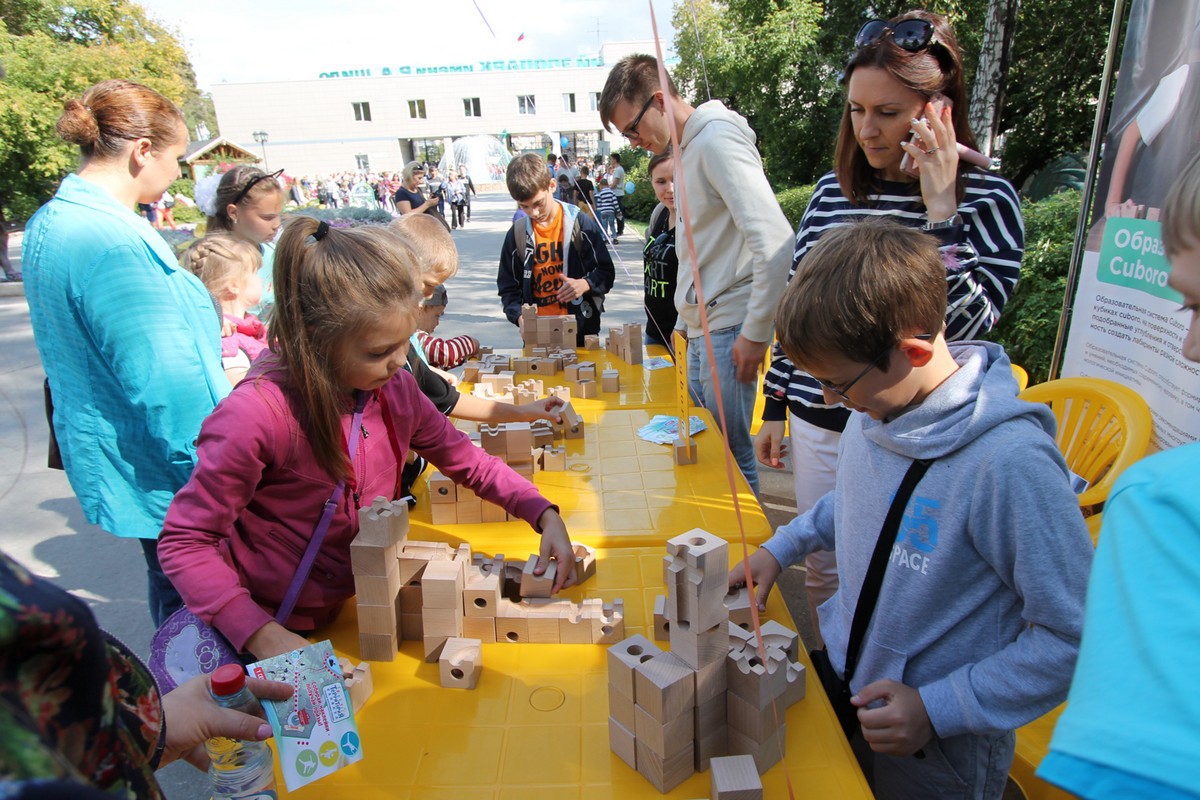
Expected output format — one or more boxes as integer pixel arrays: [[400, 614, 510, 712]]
[[252, 130, 269, 171]]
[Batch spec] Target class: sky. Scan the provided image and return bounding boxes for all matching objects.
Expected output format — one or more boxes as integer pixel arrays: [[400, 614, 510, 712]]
[[135, 0, 679, 91]]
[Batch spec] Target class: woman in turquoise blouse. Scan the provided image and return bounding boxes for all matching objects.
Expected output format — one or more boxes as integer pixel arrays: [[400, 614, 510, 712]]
[[23, 80, 230, 626]]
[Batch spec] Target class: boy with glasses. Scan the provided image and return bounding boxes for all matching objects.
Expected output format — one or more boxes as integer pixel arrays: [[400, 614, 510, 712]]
[[599, 54, 793, 496], [730, 220, 1092, 800]]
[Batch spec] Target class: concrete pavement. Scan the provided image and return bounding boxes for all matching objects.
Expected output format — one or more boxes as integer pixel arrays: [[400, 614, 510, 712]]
[[0, 190, 805, 798]]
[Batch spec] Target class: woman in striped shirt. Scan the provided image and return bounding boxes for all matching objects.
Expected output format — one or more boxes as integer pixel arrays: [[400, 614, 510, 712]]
[[759, 10, 1024, 641]]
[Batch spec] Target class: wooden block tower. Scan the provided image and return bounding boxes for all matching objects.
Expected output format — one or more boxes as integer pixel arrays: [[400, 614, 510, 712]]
[[350, 497, 410, 662]]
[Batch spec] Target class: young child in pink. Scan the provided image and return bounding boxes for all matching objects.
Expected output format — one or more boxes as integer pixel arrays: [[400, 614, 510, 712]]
[[182, 234, 267, 386]]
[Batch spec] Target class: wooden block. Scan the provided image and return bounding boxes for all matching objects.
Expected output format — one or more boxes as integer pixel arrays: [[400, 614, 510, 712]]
[[607, 634, 662, 703], [400, 612, 423, 640], [608, 683, 637, 731], [728, 623, 755, 649], [727, 686, 786, 743], [494, 616, 528, 643], [464, 572, 501, 617], [726, 723, 785, 774], [726, 646, 789, 710], [696, 726, 730, 772], [563, 364, 581, 382], [428, 471, 456, 503], [608, 716, 637, 771], [634, 702, 693, 759], [562, 319, 578, 342], [758, 620, 801, 663], [695, 691, 727, 738], [423, 634, 449, 663], [481, 500, 508, 522], [670, 618, 729, 669], [652, 594, 670, 641], [572, 543, 596, 583], [338, 659, 373, 714], [512, 357, 532, 372], [439, 637, 482, 689], [357, 496, 409, 547], [634, 651, 695, 723], [421, 559, 465, 609], [694, 652, 729, 707], [461, 361, 481, 382], [356, 601, 398, 636], [530, 420, 555, 449], [575, 379, 598, 398], [353, 560, 401, 607], [520, 554, 556, 598], [542, 445, 566, 471], [673, 436, 697, 465], [601, 369, 619, 393], [666, 529, 730, 585], [724, 586, 753, 627], [398, 583, 423, 614], [584, 334, 600, 350], [462, 615, 496, 643], [592, 599, 624, 644], [560, 401, 582, 427], [635, 737, 694, 794], [559, 606, 592, 644], [782, 660, 806, 708], [358, 631, 396, 662], [456, 498, 483, 524], [710, 754, 763, 800], [349, 537, 397, 578], [504, 422, 533, 459], [430, 502, 457, 525], [421, 605, 463, 637], [664, 558, 729, 633], [525, 616, 559, 643]]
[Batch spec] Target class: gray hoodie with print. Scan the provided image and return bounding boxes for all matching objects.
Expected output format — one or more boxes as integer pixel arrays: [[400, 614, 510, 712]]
[[762, 341, 1093, 739]]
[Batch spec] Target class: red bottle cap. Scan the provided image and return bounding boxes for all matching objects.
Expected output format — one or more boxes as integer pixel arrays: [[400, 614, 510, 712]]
[[211, 664, 248, 696]]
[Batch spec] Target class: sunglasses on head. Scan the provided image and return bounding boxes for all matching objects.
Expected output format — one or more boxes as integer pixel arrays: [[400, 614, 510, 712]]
[[855, 19, 936, 52], [231, 169, 284, 206]]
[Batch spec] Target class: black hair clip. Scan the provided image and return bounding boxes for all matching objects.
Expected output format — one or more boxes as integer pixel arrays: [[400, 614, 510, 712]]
[[313, 220, 330, 241]]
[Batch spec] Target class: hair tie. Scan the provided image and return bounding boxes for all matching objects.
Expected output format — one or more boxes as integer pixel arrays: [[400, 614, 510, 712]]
[[314, 220, 330, 241]]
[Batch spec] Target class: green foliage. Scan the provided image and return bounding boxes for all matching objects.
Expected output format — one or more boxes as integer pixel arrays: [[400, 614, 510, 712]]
[[775, 184, 816, 230], [171, 205, 204, 223], [984, 189, 1082, 384], [168, 178, 195, 200], [289, 206, 394, 225], [0, 1, 207, 221], [612, 146, 658, 221]]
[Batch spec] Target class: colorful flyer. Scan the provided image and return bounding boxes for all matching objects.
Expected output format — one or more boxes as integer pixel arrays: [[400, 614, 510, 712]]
[[250, 640, 363, 790]]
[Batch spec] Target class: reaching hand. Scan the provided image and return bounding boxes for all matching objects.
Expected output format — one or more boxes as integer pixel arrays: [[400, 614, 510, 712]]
[[731, 335, 769, 384], [727, 548, 782, 611], [160, 674, 294, 771], [755, 420, 787, 468], [516, 395, 564, 423], [536, 508, 578, 593]]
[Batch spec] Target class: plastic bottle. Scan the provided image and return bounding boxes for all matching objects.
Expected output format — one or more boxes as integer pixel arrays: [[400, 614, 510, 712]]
[[207, 663, 278, 800]]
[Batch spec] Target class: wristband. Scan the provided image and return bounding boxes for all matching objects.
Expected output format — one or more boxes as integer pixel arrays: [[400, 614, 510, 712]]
[[923, 214, 962, 232]]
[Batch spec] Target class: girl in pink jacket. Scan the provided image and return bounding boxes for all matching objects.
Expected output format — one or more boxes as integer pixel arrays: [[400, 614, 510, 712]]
[[159, 218, 576, 660]]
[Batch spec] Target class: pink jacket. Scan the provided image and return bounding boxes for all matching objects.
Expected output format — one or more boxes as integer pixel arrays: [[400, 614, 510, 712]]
[[159, 363, 553, 650]]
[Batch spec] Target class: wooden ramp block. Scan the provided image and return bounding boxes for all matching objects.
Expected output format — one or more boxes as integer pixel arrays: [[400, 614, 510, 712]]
[[572, 543, 597, 583], [438, 637, 482, 689], [724, 586, 753, 627], [710, 754, 763, 800], [652, 594, 669, 641], [758, 619, 801, 663], [519, 554, 556, 598], [337, 658, 374, 714], [727, 645, 789, 710]]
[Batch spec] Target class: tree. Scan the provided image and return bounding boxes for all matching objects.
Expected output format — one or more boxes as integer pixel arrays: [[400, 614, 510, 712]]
[[968, 0, 1019, 156]]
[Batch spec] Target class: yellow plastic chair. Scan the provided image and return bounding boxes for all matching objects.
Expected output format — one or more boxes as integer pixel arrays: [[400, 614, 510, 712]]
[[1010, 363, 1030, 391], [1018, 377, 1152, 510]]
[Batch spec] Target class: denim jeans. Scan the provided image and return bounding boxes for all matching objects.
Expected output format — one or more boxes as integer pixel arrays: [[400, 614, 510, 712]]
[[141, 537, 184, 628], [687, 325, 759, 496], [600, 211, 617, 239]]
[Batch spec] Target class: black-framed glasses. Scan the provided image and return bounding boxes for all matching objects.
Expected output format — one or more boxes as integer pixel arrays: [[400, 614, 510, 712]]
[[231, 169, 284, 206], [855, 19, 936, 52], [814, 334, 933, 402], [623, 93, 658, 139]]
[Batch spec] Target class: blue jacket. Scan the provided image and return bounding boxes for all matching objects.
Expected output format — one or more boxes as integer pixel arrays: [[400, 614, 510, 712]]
[[24, 174, 229, 539]]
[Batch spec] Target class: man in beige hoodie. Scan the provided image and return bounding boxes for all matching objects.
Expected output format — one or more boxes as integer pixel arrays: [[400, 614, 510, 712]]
[[600, 54, 793, 495]]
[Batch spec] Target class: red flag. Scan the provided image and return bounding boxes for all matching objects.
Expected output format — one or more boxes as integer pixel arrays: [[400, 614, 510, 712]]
[[517, 32, 525, 41]]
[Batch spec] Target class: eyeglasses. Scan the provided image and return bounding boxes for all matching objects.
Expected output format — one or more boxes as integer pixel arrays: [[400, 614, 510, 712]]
[[622, 93, 658, 140], [813, 334, 933, 402], [231, 169, 284, 206], [855, 19, 936, 52]]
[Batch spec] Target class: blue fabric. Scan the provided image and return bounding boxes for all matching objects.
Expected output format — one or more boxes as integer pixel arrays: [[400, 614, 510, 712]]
[[1039, 752, 1198, 800], [686, 324, 759, 496], [23, 174, 229, 540], [1041, 444, 1200, 800], [409, 331, 430, 366], [246, 241, 276, 317]]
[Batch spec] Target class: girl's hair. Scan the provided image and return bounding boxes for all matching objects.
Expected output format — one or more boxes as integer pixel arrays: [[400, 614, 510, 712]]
[[1162, 149, 1200, 255], [207, 165, 283, 233], [836, 10, 978, 206], [268, 218, 422, 479], [56, 79, 185, 160], [648, 147, 674, 175], [180, 234, 262, 295], [402, 161, 424, 182]]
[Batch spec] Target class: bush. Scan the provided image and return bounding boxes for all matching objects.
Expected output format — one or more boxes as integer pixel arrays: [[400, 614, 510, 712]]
[[172, 205, 204, 224], [168, 178, 195, 202], [289, 206, 393, 226], [775, 184, 816, 230], [983, 189, 1082, 385]]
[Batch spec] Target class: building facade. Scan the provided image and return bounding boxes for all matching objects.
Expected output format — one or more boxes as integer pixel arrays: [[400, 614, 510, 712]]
[[211, 40, 664, 179]]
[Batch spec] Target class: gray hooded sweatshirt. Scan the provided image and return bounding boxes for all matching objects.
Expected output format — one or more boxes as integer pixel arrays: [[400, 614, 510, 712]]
[[763, 342, 1093, 739]]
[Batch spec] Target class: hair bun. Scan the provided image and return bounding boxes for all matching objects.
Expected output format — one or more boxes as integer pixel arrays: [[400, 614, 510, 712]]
[[56, 99, 100, 147]]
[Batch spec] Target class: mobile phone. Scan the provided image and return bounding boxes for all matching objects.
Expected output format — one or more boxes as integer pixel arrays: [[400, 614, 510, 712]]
[[899, 94, 998, 176]]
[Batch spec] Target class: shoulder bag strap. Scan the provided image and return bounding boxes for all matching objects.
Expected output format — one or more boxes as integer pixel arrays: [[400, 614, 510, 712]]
[[275, 390, 369, 624], [842, 457, 934, 684]]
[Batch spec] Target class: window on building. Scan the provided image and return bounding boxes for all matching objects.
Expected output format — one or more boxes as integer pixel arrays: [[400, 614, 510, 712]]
[[589, 92, 601, 112], [562, 93, 576, 113], [355, 154, 370, 171], [412, 139, 444, 164], [517, 94, 536, 115], [408, 99, 427, 119], [463, 97, 481, 117], [352, 101, 372, 122]]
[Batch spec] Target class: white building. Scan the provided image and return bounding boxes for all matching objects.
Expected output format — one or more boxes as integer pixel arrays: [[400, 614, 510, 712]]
[[211, 40, 669, 179]]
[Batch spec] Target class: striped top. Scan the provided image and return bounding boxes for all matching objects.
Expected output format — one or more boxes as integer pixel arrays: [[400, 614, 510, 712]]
[[763, 169, 1024, 430], [594, 187, 619, 216]]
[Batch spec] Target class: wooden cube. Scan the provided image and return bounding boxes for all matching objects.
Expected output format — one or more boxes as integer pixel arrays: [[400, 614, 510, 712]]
[[421, 559, 465, 609], [462, 616, 496, 643], [673, 436, 698, 465], [338, 659, 373, 714], [635, 738, 694, 793], [438, 637, 482, 689], [601, 369, 619, 393], [428, 471, 456, 503], [464, 572, 501, 617], [573, 543, 597, 583], [495, 616, 528, 643], [634, 702, 693, 759], [520, 554, 556, 598], [356, 601, 398, 636], [583, 334, 601, 350], [608, 716, 637, 771], [353, 560, 401, 608], [358, 631, 397, 662], [710, 754, 763, 800], [634, 651, 695, 723], [575, 379, 598, 398], [430, 502, 457, 525], [726, 723, 785, 774], [652, 594, 670, 641], [607, 634, 662, 703], [608, 683, 637, 732], [349, 536, 397, 578]]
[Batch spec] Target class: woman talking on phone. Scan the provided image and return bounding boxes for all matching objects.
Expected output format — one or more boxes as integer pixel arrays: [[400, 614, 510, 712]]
[[758, 9, 1024, 640]]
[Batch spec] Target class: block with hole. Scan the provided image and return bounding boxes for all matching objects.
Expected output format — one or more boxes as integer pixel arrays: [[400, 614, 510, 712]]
[[438, 637, 482, 689]]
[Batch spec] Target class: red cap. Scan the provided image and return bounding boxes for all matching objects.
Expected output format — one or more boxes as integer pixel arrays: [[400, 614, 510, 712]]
[[211, 664, 248, 696]]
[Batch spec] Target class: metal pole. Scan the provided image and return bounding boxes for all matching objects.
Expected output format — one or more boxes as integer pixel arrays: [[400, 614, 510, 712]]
[[1048, 0, 1128, 380]]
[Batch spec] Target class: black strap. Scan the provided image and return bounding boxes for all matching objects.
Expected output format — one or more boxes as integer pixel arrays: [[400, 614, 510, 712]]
[[842, 457, 934, 684]]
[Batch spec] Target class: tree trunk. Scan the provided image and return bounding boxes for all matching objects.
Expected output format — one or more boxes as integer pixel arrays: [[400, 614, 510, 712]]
[[969, 0, 1021, 157]]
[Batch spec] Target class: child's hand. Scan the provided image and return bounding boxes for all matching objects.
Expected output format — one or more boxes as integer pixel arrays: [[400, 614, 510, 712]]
[[727, 548, 782, 611], [754, 420, 787, 468], [852, 679, 934, 757], [536, 508, 577, 593], [556, 276, 590, 304], [517, 395, 564, 423]]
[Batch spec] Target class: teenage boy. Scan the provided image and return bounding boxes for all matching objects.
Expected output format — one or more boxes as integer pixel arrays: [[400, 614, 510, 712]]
[[600, 54, 792, 496], [729, 220, 1092, 800], [497, 153, 614, 346]]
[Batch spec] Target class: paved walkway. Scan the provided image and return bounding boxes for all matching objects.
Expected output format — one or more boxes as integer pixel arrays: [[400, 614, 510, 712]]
[[0, 191, 804, 797]]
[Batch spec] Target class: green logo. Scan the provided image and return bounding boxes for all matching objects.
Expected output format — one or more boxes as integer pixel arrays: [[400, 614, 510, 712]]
[[1097, 218, 1181, 303]]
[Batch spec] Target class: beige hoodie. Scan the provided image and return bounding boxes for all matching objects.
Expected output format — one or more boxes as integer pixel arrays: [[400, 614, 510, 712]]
[[675, 100, 794, 343]]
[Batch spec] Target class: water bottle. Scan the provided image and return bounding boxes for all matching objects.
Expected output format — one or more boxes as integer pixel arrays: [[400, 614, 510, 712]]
[[207, 664, 278, 800]]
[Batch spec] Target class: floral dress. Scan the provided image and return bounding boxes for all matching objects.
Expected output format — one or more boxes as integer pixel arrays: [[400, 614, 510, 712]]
[[0, 551, 165, 798]]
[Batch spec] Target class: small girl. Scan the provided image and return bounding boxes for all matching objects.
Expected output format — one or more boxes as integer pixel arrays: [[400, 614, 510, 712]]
[[159, 217, 576, 661], [182, 235, 268, 386], [197, 165, 284, 321]]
